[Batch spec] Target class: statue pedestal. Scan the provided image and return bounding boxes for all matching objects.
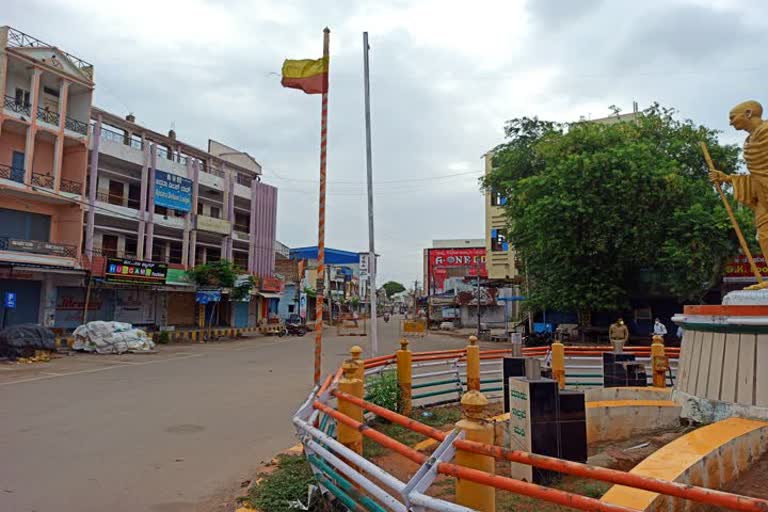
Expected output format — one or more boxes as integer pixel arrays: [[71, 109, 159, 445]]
[[672, 297, 768, 423]]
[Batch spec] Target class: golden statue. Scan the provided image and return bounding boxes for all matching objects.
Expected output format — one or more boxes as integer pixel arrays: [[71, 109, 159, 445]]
[[710, 100, 768, 290]]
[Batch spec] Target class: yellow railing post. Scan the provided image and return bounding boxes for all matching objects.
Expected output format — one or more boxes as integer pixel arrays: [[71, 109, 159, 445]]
[[337, 359, 364, 456], [551, 340, 566, 390], [651, 335, 668, 388], [455, 389, 495, 512], [466, 335, 480, 391], [396, 338, 412, 416], [349, 345, 365, 383]]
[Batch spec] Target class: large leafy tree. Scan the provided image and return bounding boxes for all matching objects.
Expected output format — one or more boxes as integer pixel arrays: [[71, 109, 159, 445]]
[[482, 104, 751, 325], [381, 281, 406, 298]]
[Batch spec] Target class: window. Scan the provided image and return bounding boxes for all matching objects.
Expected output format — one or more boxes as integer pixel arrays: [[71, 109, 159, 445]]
[[43, 86, 60, 98], [152, 241, 165, 262], [108, 180, 124, 206], [490, 188, 507, 207], [169, 242, 183, 264], [125, 238, 138, 258], [128, 183, 141, 209], [209, 206, 220, 219], [234, 212, 250, 232], [0, 208, 51, 242], [154, 205, 168, 215], [207, 247, 221, 262], [14, 88, 30, 107], [101, 234, 118, 258], [490, 229, 509, 252], [197, 201, 204, 216]]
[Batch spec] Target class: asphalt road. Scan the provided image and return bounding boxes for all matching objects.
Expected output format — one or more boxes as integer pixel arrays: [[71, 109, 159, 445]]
[[0, 317, 481, 512]]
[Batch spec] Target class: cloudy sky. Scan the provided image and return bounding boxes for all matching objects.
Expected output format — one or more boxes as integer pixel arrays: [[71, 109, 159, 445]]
[[5, 0, 767, 286]]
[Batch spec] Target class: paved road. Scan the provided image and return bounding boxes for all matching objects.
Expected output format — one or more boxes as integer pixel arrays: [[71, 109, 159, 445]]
[[0, 317, 480, 512]]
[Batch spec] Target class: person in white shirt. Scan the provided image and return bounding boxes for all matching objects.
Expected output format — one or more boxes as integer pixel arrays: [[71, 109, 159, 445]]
[[653, 318, 668, 338]]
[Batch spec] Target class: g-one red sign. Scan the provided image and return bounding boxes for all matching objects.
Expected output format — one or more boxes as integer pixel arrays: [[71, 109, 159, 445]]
[[428, 248, 487, 294]]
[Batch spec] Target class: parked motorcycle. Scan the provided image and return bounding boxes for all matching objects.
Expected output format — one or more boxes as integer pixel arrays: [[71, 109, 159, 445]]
[[285, 314, 308, 336]]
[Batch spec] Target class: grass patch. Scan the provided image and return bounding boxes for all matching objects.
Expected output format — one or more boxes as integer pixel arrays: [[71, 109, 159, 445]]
[[412, 405, 461, 427], [496, 477, 612, 511], [247, 454, 317, 512]]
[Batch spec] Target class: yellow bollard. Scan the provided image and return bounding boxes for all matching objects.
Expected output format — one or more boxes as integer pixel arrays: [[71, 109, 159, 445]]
[[337, 359, 364, 456], [551, 340, 566, 390], [651, 335, 668, 388], [396, 338, 412, 416], [349, 345, 365, 383], [455, 390, 495, 512], [466, 335, 480, 391]]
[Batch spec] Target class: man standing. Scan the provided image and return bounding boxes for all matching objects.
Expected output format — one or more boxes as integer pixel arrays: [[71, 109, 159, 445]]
[[653, 318, 668, 339], [609, 318, 629, 353], [710, 100, 768, 290]]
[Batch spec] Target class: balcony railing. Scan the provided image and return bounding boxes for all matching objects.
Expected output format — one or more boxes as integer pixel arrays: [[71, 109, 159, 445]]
[[3, 95, 31, 116], [234, 223, 250, 233], [60, 177, 83, 194], [65, 116, 88, 135], [7, 27, 93, 80], [0, 237, 77, 258], [37, 106, 60, 126], [96, 191, 140, 209], [0, 163, 25, 184], [31, 172, 54, 189]]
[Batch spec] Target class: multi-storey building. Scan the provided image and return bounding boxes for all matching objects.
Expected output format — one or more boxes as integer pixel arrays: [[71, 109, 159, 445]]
[[0, 26, 278, 331], [0, 26, 93, 327], [483, 151, 517, 281], [80, 109, 278, 330]]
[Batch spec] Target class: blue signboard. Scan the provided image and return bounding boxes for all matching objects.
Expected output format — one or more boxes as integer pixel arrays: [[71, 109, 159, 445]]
[[196, 290, 222, 304], [154, 170, 193, 212], [4, 292, 16, 309]]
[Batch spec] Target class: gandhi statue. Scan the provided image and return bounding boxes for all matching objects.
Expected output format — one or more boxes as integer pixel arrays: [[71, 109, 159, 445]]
[[710, 100, 768, 290]]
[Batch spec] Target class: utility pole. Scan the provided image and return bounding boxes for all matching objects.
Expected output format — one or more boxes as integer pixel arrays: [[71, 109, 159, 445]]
[[363, 31, 378, 356]]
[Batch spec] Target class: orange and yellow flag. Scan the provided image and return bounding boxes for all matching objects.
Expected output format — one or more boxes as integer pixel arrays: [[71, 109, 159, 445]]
[[281, 57, 328, 95]]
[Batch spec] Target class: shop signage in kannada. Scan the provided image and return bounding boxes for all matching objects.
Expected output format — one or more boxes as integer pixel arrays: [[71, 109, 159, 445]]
[[105, 258, 168, 284], [196, 215, 232, 235], [8, 239, 72, 257], [196, 289, 222, 304], [154, 170, 193, 212], [260, 276, 283, 292]]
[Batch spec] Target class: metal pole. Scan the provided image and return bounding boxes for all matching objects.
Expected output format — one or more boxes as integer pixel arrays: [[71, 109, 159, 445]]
[[363, 32, 378, 356], [313, 27, 331, 385], [476, 266, 481, 337]]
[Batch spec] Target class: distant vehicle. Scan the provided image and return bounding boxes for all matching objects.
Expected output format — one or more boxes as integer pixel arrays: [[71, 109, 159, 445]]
[[283, 314, 308, 337]]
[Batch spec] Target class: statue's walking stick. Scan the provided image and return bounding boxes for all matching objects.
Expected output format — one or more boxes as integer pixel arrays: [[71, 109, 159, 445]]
[[700, 142, 764, 284]]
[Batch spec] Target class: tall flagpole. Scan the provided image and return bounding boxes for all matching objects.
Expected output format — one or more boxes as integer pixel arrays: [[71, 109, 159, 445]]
[[314, 27, 330, 385], [363, 32, 378, 356]]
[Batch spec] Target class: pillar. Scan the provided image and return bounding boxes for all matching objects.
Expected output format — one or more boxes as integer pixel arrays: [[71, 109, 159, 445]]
[[551, 340, 565, 390], [145, 144, 157, 260], [24, 68, 42, 183], [188, 160, 200, 267], [455, 390, 495, 512], [651, 335, 667, 388], [40, 274, 57, 328], [137, 142, 150, 260], [53, 80, 69, 191], [349, 345, 364, 382], [248, 178, 258, 273], [337, 359, 363, 456], [84, 115, 101, 257], [396, 338, 412, 415], [466, 335, 480, 391]]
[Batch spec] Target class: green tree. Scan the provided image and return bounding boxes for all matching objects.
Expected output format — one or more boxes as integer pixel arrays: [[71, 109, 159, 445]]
[[482, 104, 751, 326], [381, 281, 406, 298]]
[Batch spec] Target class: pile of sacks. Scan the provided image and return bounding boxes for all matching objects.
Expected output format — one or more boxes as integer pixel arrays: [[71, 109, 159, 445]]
[[73, 321, 155, 354]]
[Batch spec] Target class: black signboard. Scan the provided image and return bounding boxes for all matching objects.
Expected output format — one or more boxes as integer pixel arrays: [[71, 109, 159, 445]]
[[105, 258, 167, 284]]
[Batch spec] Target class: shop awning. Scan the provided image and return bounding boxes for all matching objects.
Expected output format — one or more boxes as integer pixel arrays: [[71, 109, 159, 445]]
[[256, 291, 282, 299]]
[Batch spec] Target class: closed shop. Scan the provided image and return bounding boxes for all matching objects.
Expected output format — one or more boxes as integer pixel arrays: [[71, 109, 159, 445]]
[[233, 301, 249, 328], [0, 279, 41, 327], [167, 292, 196, 326], [114, 289, 157, 326]]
